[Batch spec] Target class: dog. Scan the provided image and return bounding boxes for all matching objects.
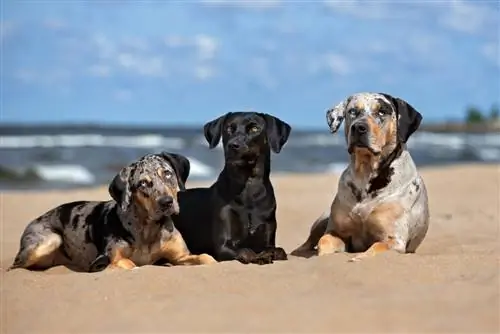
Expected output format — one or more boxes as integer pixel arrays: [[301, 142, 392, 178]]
[[292, 92, 430, 262], [173, 112, 292, 265], [8, 152, 216, 272]]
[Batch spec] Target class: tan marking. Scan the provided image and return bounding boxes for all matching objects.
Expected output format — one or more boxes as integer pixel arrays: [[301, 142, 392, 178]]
[[111, 258, 138, 270], [353, 147, 378, 180], [371, 101, 381, 112], [157, 168, 163, 178], [164, 184, 177, 200], [366, 116, 383, 148], [355, 100, 365, 110], [366, 201, 404, 236], [159, 231, 217, 265], [22, 233, 63, 269], [348, 239, 396, 262], [330, 197, 357, 238], [382, 117, 398, 156], [134, 191, 157, 223], [109, 246, 137, 270], [317, 233, 346, 256], [144, 175, 152, 182]]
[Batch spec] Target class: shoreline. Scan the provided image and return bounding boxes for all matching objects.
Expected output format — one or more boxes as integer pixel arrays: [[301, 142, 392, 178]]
[[0, 162, 497, 193]]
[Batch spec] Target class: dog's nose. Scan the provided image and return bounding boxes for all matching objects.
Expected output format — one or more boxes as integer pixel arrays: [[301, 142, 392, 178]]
[[158, 196, 174, 207], [352, 123, 368, 135]]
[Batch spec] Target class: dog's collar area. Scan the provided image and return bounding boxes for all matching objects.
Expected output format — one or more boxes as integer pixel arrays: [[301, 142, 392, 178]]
[[366, 142, 403, 196]]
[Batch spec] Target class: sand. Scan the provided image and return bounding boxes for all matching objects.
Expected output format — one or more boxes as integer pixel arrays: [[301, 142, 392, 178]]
[[1, 164, 499, 333]]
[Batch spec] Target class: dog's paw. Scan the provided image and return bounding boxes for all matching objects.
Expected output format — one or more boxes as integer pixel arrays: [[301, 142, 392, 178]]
[[88, 254, 111, 273], [254, 253, 274, 265], [271, 247, 288, 261], [236, 248, 258, 264]]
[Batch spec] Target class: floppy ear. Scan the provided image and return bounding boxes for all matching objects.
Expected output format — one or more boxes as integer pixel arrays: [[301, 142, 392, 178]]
[[380, 93, 423, 143], [203, 113, 232, 149], [326, 98, 349, 133], [260, 113, 292, 154], [160, 152, 190, 191], [108, 167, 130, 209]]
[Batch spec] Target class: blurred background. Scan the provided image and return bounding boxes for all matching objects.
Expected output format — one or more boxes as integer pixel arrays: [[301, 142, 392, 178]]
[[1, 0, 499, 190]]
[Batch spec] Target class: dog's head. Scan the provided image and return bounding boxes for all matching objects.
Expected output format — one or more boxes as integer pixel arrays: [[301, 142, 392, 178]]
[[203, 112, 291, 166], [108, 152, 190, 221], [326, 92, 422, 156]]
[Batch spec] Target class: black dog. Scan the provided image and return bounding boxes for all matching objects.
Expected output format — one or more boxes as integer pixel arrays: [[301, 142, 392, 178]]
[[173, 112, 292, 265]]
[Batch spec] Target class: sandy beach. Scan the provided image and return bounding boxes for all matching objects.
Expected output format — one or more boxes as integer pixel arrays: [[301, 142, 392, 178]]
[[1, 164, 499, 333]]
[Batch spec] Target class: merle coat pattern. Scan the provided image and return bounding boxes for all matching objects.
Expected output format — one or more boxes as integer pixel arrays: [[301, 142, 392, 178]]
[[9, 152, 216, 272], [292, 92, 430, 262]]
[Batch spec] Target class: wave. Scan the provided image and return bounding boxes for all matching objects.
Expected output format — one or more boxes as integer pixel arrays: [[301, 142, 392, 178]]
[[0, 164, 95, 184], [33, 164, 96, 184], [0, 156, 214, 186], [0, 134, 186, 149], [185, 156, 214, 178]]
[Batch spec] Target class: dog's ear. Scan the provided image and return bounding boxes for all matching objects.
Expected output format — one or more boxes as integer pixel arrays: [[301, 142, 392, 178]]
[[260, 113, 292, 154], [159, 152, 190, 191], [380, 93, 423, 143], [203, 113, 232, 149], [326, 98, 351, 133], [108, 167, 130, 209]]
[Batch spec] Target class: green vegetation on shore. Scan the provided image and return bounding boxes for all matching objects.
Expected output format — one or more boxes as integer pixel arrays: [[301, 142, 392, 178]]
[[421, 103, 500, 134]]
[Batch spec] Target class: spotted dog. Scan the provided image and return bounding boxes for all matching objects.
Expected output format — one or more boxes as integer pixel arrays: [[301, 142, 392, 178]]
[[8, 152, 216, 272], [292, 92, 430, 262]]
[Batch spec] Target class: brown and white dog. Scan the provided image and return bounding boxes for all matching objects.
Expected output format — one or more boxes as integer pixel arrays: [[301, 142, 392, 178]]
[[292, 92, 430, 262]]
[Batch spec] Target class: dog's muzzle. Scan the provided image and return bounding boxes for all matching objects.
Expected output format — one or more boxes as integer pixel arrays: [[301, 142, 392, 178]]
[[348, 121, 378, 154], [157, 195, 178, 215]]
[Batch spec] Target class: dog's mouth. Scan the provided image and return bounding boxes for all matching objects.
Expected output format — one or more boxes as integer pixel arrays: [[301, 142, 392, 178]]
[[227, 152, 259, 166], [348, 142, 381, 156]]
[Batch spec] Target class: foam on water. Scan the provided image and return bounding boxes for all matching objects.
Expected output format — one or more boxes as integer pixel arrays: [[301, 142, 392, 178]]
[[0, 134, 185, 149], [33, 164, 96, 184], [185, 156, 213, 178]]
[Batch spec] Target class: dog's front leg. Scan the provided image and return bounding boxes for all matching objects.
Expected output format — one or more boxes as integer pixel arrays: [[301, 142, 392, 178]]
[[348, 238, 402, 262], [94, 241, 137, 271], [349, 203, 407, 262], [215, 243, 272, 265], [259, 222, 287, 261], [161, 230, 217, 266]]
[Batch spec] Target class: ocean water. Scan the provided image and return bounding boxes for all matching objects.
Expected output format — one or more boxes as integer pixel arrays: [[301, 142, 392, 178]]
[[0, 124, 499, 191]]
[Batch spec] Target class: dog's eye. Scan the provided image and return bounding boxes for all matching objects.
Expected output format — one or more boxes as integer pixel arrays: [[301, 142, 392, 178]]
[[249, 126, 260, 133], [226, 125, 234, 134], [348, 108, 358, 117], [138, 180, 148, 188], [378, 108, 390, 117], [164, 170, 173, 179]]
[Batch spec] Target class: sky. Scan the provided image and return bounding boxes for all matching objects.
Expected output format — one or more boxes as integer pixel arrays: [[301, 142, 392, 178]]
[[1, 0, 499, 129]]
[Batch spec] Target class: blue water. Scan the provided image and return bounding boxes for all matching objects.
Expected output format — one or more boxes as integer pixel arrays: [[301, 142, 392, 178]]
[[1, 124, 499, 190]]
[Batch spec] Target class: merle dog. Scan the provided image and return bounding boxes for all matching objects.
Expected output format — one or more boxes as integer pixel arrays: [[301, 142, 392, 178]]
[[173, 112, 292, 265], [8, 152, 216, 272]]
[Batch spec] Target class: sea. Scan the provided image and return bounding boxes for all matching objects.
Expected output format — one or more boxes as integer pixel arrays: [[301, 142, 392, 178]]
[[0, 124, 499, 191]]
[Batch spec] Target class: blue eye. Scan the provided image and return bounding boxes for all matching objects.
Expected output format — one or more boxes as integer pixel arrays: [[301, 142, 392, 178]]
[[348, 108, 358, 117]]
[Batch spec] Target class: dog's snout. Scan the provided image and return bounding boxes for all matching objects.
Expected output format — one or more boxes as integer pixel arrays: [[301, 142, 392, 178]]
[[158, 196, 174, 208], [352, 123, 368, 135], [228, 142, 241, 150]]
